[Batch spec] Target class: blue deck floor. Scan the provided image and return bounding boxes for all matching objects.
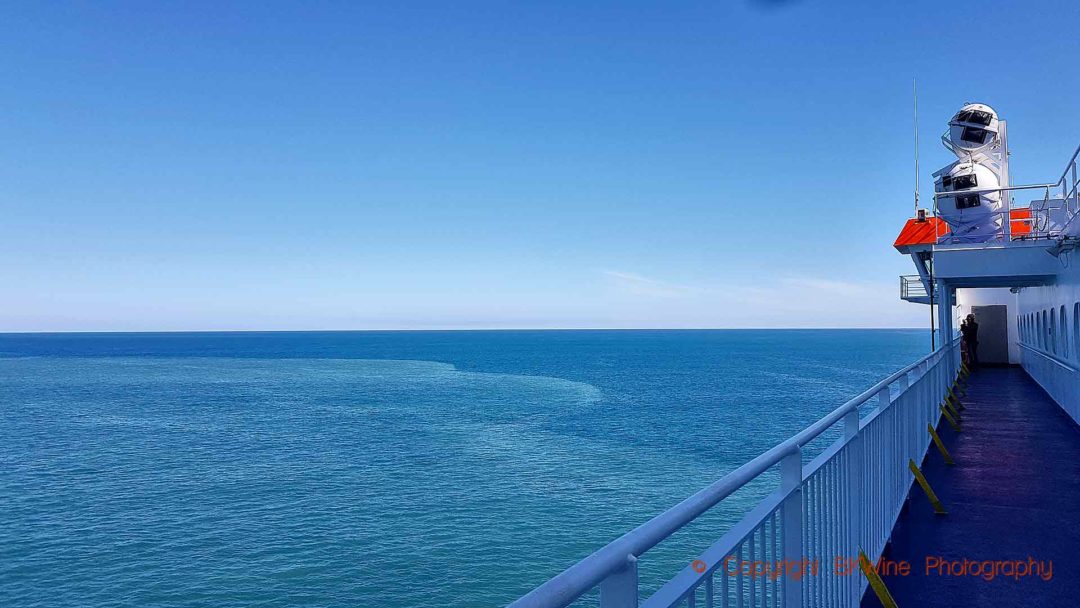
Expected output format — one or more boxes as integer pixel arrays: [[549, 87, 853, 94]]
[[861, 366, 1080, 608]]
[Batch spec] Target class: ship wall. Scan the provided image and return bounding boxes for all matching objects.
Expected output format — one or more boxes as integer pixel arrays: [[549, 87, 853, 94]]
[[1016, 258, 1080, 423]]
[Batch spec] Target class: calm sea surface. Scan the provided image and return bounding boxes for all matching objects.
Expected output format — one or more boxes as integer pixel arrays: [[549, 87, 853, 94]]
[[0, 330, 928, 607]]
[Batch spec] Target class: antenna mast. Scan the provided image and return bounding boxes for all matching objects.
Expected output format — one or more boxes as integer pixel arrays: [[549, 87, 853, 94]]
[[914, 77, 935, 349], [913, 77, 920, 215]]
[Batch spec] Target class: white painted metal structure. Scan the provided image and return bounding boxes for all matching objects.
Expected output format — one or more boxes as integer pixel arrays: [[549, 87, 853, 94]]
[[906, 103, 1080, 423], [933, 103, 1006, 242], [509, 341, 961, 608], [1014, 260, 1080, 423], [933, 103, 1011, 243], [945, 103, 1001, 156], [934, 162, 1002, 241]]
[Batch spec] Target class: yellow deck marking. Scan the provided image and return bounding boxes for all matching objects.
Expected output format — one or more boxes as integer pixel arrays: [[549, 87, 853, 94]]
[[948, 386, 966, 411], [952, 380, 967, 397], [944, 399, 962, 421], [909, 459, 947, 515], [945, 393, 961, 411], [858, 550, 900, 608], [927, 423, 955, 465], [940, 404, 961, 432], [952, 393, 967, 409]]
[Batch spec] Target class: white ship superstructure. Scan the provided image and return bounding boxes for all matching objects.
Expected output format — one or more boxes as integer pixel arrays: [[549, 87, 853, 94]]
[[896, 102, 1080, 420]]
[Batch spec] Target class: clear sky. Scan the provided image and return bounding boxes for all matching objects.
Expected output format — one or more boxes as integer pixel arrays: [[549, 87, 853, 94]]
[[3, 1, 1079, 331]]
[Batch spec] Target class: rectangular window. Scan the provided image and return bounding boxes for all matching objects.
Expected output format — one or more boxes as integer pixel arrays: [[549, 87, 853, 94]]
[[969, 110, 992, 126], [961, 127, 989, 144], [956, 194, 980, 209], [952, 173, 977, 190], [956, 109, 992, 126]]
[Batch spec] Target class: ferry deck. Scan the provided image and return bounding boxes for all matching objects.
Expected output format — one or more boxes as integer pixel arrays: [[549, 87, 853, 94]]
[[862, 366, 1080, 607]]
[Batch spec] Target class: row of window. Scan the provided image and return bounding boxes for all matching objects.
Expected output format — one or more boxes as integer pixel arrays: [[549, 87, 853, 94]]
[[1018, 302, 1080, 361]]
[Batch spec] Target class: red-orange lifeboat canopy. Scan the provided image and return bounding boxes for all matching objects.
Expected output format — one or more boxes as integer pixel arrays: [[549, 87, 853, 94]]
[[893, 210, 1032, 253]]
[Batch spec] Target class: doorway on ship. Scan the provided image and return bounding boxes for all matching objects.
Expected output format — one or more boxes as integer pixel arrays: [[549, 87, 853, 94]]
[[970, 304, 1009, 365]]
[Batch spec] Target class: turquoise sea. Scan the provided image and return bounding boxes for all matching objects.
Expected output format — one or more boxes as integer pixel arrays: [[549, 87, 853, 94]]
[[0, 330, 928, 607]]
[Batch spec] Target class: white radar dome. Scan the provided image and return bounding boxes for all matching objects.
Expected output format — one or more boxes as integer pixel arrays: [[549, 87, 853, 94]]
[[947, 103, 1000, 154], [935, 162, 1003, 241]]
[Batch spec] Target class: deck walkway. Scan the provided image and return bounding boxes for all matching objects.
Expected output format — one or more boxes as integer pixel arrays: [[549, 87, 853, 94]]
[[862, 366, 1080, 607]]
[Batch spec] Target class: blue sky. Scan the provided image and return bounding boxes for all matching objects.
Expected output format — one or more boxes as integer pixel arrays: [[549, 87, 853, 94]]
[[3, 1, 1079, 331]]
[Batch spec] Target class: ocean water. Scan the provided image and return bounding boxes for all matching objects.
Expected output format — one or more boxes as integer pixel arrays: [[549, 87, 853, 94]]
[[0, 330, 928, 607]]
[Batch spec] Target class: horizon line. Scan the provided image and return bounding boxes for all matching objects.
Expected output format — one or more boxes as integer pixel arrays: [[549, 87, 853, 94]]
[[0, 326, 933, 335]]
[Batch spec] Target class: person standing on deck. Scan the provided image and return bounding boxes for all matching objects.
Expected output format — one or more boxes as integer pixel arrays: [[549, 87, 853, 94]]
[[961, 313, 979, 369]]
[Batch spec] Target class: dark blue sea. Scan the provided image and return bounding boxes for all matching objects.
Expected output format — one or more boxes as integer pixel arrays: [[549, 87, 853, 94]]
[[0, 330, 928, 607]]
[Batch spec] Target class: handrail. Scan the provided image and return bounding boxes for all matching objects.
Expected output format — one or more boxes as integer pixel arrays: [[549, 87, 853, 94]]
[[1018, 342, 1079, 373], [1054, 143, 1080, 186], [900, 275, 930, 299], [929, 143, 1079, 198], [932, 141, 1080, 244], [508, 339, 957, 608], [931, 182, 1058, 198]]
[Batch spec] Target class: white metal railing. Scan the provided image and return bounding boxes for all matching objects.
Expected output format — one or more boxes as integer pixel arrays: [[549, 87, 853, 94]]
[[933, 144, 1080, 244], [1018, 342, 1080, 424], [1054, 144, 1080, 225], [899, 275, 931, 301], [1018, 342, 1079, 373], [510, 339, 961, 608]]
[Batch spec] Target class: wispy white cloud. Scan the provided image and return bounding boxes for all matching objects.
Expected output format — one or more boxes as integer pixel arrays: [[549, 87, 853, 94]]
[[780, 277, 887, 298], [593, 271, 921, 328], [603, 271, 696, 298]]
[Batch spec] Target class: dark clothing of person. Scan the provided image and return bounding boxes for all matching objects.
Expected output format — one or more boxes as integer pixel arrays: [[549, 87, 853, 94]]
[[961, 320, 979, 367]]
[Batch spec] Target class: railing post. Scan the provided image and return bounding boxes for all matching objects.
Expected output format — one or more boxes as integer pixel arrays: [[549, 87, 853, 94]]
[[952, 341, 959, 384], [934, 355, 943, 407], [876, 387, 893, 521], [844, 408, 862, 606], [780, 447, 802, 608], [600, 554, 638, 608], [898, 373, 907, 468], [1071, 162, 1077, 213], [931, 357, 939, 423]]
